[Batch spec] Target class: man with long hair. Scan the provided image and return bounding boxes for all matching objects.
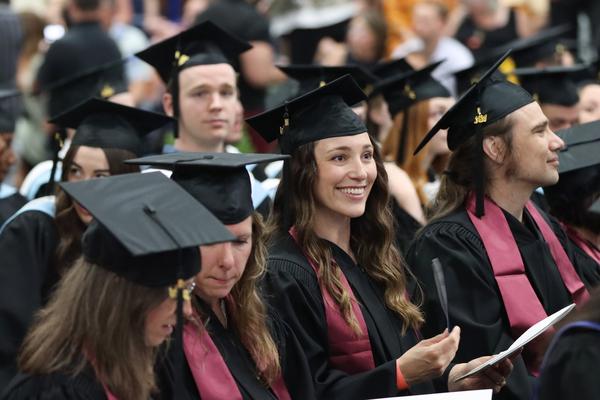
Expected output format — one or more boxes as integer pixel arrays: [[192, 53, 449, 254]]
[[407, 52, 598, 400]]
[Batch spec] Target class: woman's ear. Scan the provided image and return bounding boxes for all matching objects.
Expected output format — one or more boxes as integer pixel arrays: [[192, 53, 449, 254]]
[[162, 92, 174, 117], [482, 136, 507, 165]]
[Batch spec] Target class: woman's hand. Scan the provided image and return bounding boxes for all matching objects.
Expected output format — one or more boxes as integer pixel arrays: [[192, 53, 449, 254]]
[[397, 327, 461, 386], [448, 354, 516, 394]]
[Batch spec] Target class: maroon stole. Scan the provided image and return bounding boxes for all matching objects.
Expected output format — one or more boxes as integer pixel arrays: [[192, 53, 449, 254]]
[[289, 227, 376, 374], [182, 320, 291, 400], [466, 194, 589, 375], [564, 224, 600, 264]]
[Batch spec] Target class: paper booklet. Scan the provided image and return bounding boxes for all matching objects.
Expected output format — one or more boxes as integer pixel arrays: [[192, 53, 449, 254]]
[[371, 389, 492, 399], [454, 303, 576, 381]]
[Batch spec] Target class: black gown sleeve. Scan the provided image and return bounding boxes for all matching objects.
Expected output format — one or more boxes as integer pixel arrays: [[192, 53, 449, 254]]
[[1, 370, 107, 400], [537, 330, 600, 400], [406, 221, 533, 400], [265, 257, 399, 399], [0, 211, 58, 389]]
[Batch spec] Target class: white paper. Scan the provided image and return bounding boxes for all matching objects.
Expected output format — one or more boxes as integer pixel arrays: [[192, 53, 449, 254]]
[[371, 389, 492, 400], [455, 303, 576, 381]]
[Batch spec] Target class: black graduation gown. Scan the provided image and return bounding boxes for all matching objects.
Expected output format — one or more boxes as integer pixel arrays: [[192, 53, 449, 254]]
[[391, 200, 422, 256], [406, 206, 599, 400], [0, 210, 59, 390], [265, 232, 437, 400], [156, 301, 315, 400], [0, 192, 26, 226], [1, 366, 107, 400], [537, 327, 600, 400]]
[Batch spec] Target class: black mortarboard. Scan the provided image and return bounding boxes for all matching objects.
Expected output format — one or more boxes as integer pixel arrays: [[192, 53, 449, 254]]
[[41, 58, 127, 118], [514, 65, 585, 106], [415, 51, 534, 217], [508, 24, 575, 67], [555, 120, 600, 173], [246, 74, 367, 154], [48, 98, 174, 156], [0, 86, 22, 133], [370, 58, 414, 80], [278, 64, 378, 95], [373, 60, 450, 116], [59, 172, 235, 287], [126, 152, 289, 224], [136, 21, 252, 84]]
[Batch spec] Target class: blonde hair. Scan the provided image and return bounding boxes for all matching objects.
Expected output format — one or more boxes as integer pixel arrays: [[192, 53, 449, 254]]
[[19, 258, 166, 400]]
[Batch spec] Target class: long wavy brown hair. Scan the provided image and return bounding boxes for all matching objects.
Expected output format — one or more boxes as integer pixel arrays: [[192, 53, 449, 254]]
[[192, 213, 281, 384], [269, 136, 423, 335], [54, 146, 139, 275], [382, 101, 450, 204], [427, 114, 515, 221], [18, 258, 168, 400]]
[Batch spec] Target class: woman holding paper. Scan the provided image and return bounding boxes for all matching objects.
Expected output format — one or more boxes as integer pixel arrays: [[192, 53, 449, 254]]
[[246, 75, 513, 399]]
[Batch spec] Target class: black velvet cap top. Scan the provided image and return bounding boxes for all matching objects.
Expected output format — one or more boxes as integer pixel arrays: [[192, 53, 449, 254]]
[[370, 57, 414, 80], [40, 58, 127, 117], [556, 120, 600, 173], [0, 86, 21, 133], [125, 152, 288, 224], [415, 51, 534, 154], [278, 64, 378, 95], [514, 65, 586, 106], [136, 21, 252, 83], [245, 74, 367, 154], [48, 98, 174, 156], [373, 60, 450, 116], [59, 172, 235, 287]]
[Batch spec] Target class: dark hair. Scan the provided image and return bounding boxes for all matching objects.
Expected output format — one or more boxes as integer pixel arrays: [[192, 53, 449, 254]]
[[559, 286, 600, 327], [545, 165, 600, 233], [428, 114, 515, 220], [54, 146, 139, 275], [269, 136, 423, 333], [73, 0, 101, 11]]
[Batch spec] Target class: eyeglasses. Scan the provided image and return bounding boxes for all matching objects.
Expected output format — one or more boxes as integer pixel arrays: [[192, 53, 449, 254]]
[[168, 280, 196, 301]]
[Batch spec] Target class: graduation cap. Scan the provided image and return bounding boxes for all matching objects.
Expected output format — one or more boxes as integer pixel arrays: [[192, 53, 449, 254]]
[[555, 120, 600, 174], [508, 24, 575, 67], [373, 60, 450, 117], [0, 86, 22, 133], [136, 21, 252, 84], [278, 64, 378, 95], [370, 57, 414, 80], [414, 51, 534, 216], [40, 58, 127, 118], [126, 152, 289, 224], [514, 65, 586, 106], [245, 74, 367, 154], [48, 97, 174, 157], [59, 171, 235, 286]]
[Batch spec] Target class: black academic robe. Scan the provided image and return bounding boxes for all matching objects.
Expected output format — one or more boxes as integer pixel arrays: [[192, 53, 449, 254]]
[[156, 300, 315, 400], [1, 366, 107, 400], [0, 210, 59, 390], [391, 200, 422, 256], [537, 326, 600, 400], [265, 232, 437, 400], [406, 206, 600, 400], [0, 192, 26, 226]]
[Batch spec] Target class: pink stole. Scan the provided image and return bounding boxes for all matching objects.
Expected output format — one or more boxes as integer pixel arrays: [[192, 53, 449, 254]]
[[466, 194, 589, 375], [182, 321, 291, 400], [83, 351, 119, 400], [564, 224, 600, 264], [289, 227, 376, 374]]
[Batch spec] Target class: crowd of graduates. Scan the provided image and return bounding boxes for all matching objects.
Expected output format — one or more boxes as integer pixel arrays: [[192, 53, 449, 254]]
[[1, 0, 600, 399]]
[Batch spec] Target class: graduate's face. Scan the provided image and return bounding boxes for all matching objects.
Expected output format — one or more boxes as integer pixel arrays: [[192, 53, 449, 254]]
[[67, 146, 110, 225], [579, 83, 600, 124], [427, 97, 453, 157], [505, 102, 565, 188], [541, 103, 579, 132], [144, 279, 194, 347], [195, 216, 253, 305], [171, 63, 238, 150], [312, 133, 377, 221]]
